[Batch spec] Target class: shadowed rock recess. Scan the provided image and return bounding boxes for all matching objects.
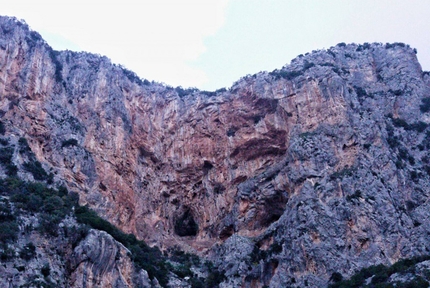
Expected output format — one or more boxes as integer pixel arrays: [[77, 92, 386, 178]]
[[1, 16, 430, 287]]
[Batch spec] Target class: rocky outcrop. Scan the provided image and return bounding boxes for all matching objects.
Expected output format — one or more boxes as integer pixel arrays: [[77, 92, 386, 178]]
[[68, 229, 135, 288], [1, 16, 430, 287]]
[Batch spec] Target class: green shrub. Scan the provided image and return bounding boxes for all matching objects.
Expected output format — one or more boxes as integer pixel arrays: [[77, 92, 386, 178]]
[[121, 66, 143, 86], [20, 242, 36, 260], [18, 137, 31, 153], [354, 86, 368, 98], [0, 220, 19, 244], [43, 195, 66, 216], [268, 242, 283, 254], [41, 263, 50, 277], [38, 213, 62, 237], [392, 118, 410, 130], [420, 97, 430, 113], [1, 247, 15, 260], [330, 272, 343, 283], [1, 174, 220, 288], [0, 121, 5, 135], [329, 256, 430, 288], [0, 198, 15, 221], [205, 269, 226, 288], [168, 246, 200, 266], [23, 161, 49, 181], [303, 60, 315, 70], [0, 147, 18, 176], [270, 69, 303, 80], [66, 225, 89, 248]]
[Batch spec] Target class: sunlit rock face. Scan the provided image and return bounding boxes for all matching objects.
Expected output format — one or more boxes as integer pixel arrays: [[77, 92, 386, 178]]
[[1, 16, 430, 287]]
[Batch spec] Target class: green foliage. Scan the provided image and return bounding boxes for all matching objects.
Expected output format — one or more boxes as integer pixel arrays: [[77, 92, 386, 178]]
[[389, 89, 403, 96], [0, 147, 18, 176], [65, 225, 89, 248], [205, 266, 227, 288], [20, 242, 36, 260], [420, 97, 430, 113], [330, 167, 355, 181], [175, 86, 198, 98], [385, 42, 407, 49], [385, 114, 428, 133], [330, 272, 343, 283], [270, 69, 303, 80], [386, 124, 400, 149], [391, 117, 409, 130], [18, 137, 31, 153], [410, 121, 428, 133], [356, 43, 371, 52], [75, 205, 169, 286], [268, 242, 283, 254], [61, 138, 78, 148], [270, 59, 317, 80], [0, 120, 5, 135], [121, 66, 144, 86], [41, 263, 50, 277], [23, 160, 47, 180], [303, 60, 315, 70], [354, 86, 370, 99], [1, 173, 224, 287], [0, 198, 15, 221], [0, 177, 78, 240], [47, 47, 63, 83], [1, 247, 15, 260], [129, 242, 170, 286], [0, 198, 19, 245], [329, 255, 430, 288], [201, 90, 218, 97], [0, 220, 19, 244], [43, 196, 64, 214], [168, 246, 200, 266], [38, 213, 62, 237], [75, 206, 134, 245]]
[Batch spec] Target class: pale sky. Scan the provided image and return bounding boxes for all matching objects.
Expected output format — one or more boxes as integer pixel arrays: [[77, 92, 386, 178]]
[[1, 0, 429, 91]]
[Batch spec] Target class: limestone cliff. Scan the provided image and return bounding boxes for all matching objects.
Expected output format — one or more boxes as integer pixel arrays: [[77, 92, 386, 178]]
[[1, 16, 430, 287]]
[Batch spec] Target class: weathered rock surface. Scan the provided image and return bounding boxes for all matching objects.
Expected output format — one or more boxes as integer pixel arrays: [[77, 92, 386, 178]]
[[1, 16, 430, 287], [69, 229, 135, 288]]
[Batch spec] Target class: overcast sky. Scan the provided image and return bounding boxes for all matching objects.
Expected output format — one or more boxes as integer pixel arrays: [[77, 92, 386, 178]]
[[1, 0, 429, 90]]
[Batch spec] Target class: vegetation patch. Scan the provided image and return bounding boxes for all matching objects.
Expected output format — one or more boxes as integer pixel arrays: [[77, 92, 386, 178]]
[[329, 255, 430, 288], [0, 140, 225, 287], [270, 60, 315, 80], [23, 160, 52, 182], [420, 97, 430, 113], [0, 147, 18, 176], [0, 120, 5, 135]]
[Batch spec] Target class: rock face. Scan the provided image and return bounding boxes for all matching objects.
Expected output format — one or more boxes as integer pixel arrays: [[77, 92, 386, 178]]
[[1, 16, 430, 287], [0, 211, 140, 288], [69, 229, 135, 288]]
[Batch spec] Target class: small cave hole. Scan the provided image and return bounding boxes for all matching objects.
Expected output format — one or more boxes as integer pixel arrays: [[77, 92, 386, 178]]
[[174, 209, 199, 237]]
